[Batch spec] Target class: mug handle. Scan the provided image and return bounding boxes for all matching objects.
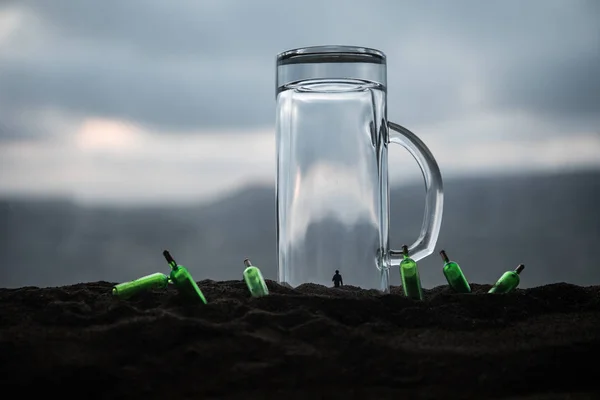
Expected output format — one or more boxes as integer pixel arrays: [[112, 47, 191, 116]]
[[388, 121, 444, 267]]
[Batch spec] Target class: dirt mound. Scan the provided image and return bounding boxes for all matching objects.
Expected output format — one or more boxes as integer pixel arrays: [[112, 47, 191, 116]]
[[1, 280, 599, 399]]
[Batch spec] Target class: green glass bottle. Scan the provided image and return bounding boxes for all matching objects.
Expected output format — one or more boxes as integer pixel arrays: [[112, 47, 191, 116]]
[[163, 250, 208, 304], [112, 272, 170, 299], [440, 250, 471, 293], [400, 245, 423, 300], [488, 264, 525, 294], [243, 258, 269, 297]]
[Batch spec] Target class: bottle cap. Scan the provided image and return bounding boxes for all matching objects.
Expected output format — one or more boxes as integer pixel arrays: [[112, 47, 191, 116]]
[[515, 264, 525, 274], [440, 250, 450, 263]]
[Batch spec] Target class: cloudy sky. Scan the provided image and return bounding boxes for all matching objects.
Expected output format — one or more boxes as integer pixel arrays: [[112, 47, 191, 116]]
[[0, 0, 599, 205]]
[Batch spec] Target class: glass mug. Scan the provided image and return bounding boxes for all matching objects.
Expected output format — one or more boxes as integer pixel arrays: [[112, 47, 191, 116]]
[[275, 45, 443, 293]]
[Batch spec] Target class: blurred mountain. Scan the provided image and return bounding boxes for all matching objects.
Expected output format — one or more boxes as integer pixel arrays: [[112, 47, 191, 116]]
[[1, 170, 599, 289]]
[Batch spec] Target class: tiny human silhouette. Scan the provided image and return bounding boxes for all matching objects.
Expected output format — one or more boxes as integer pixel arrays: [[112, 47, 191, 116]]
[[332, 270, 343, 288]]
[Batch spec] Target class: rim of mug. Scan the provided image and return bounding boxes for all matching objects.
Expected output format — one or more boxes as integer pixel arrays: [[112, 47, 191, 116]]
[[277, 45, 386, 65]]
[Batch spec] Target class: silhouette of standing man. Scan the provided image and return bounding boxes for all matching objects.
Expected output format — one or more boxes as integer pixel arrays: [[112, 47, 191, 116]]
[[332, 270, 343, 288]]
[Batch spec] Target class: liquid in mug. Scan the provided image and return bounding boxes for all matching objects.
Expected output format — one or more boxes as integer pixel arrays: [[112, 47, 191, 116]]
[[276, 46, 444, 293], [277, 78, 389, 290]]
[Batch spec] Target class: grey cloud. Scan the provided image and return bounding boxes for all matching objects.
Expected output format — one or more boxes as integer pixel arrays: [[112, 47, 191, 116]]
[[1, 0, 599, 140], [489, 47, 600, 128], [0, 104, 48, 141], [18, 0, 393, 58], [383, 0, 600, 128], [0, 55, 274, 133]]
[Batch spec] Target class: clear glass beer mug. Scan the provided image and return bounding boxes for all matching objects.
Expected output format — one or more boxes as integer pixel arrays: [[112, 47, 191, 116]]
[[275, 45, 443, 293]]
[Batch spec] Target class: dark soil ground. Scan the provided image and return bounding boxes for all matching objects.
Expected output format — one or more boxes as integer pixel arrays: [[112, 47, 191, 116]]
[[1, 280, 599, 399]]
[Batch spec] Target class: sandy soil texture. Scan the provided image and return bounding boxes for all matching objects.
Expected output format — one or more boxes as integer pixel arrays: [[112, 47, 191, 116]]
[[1, 280, 599, 399]]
